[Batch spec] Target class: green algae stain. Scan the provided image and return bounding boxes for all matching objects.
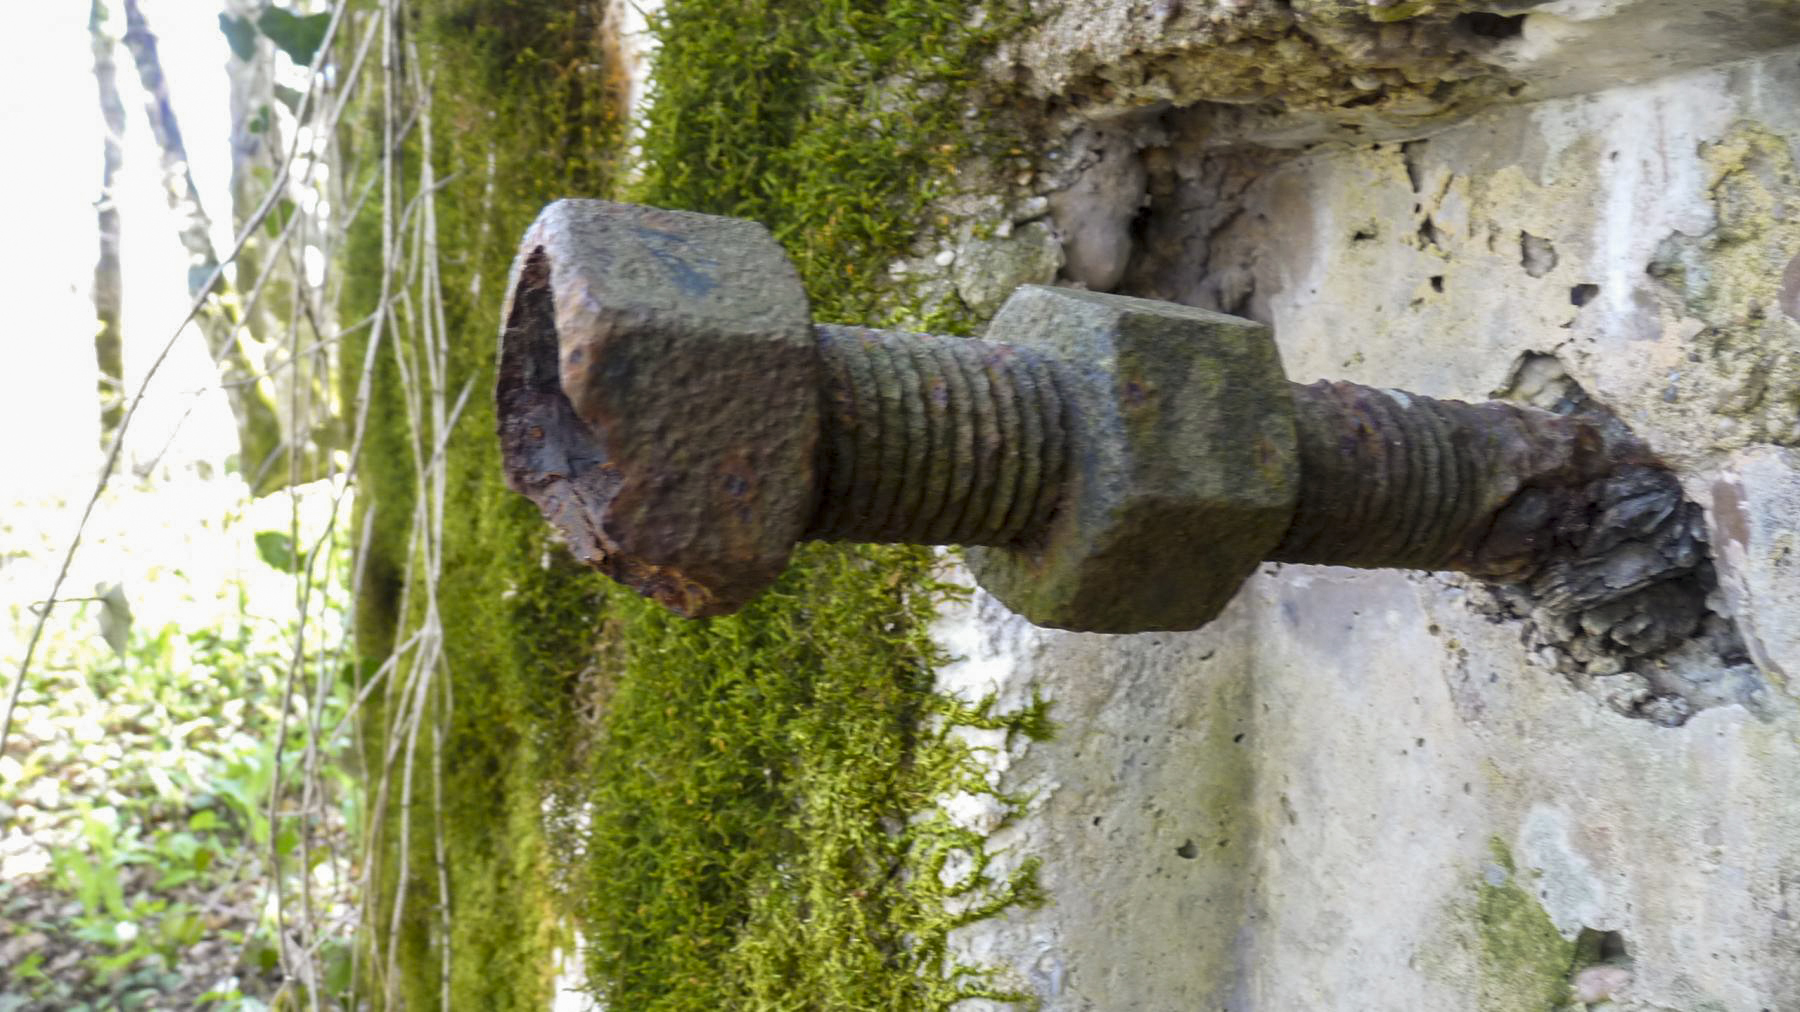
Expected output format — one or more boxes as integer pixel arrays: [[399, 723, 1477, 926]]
[[1475, 839, 1577, 1012]]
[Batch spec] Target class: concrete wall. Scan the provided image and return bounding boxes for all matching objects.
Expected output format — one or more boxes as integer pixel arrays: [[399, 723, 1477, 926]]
[[939, 9, 1800, 1010]]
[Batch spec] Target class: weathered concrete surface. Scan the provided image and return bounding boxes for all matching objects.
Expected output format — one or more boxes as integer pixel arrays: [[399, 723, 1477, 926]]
[[938, 29, 1800, 1012], [995, 0, 1800, 144], [939, 566, 1800, 1010]]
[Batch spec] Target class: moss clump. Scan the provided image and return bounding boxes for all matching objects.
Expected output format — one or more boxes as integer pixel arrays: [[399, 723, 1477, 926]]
[[1475, 839, 1577, 1011], [342, 0, 1043, 1008], [632, 0, 1025, 328], [577, 548, 1047, 1008]]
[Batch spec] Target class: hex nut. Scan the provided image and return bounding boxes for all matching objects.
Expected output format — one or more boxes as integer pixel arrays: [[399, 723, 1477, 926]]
[[967, 286, 1299, 632], [496, 199, 820, 617]]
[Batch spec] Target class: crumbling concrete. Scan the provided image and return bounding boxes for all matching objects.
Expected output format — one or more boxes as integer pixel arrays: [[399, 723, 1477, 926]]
[[995, 0, 1800, 144]]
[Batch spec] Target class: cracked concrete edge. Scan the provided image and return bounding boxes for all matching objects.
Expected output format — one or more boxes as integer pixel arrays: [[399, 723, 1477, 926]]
[[991, 0, 1800, 146]]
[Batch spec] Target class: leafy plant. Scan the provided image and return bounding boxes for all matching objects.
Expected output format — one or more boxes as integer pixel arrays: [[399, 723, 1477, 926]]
[[218, 6, 332, 67], [253, 530, 299, 574], [5, 499, 358, 1008]]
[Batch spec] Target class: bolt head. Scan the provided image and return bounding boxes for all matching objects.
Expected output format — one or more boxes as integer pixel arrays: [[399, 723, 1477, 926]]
[[968, 287, 1298, 632], [496, 200, 819, 617]]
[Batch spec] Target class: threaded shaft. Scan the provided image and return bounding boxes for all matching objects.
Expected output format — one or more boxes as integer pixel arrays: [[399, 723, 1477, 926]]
[[806, 325, 1068, 546], [1270, 380, 1620, 574]]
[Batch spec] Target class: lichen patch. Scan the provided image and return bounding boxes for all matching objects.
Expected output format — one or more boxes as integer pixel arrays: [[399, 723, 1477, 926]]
[[1646, 123, 1800, 451]]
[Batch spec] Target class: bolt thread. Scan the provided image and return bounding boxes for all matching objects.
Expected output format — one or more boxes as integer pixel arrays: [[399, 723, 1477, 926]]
[[807, 325, 1068, 546], [1270, 380, 1606, 572]]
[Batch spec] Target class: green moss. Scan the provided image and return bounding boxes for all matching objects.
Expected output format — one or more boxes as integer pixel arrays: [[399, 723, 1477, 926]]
[[338, 0, 626, 1004], [631, 0, 1025, 330], [576, 549, 1047, 1008], [1474, 839, 1576, 1012], [342, 0, 1043, 1008]]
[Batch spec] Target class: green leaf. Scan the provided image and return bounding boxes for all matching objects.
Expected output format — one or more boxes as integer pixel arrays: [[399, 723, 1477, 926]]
[[256, 8, 330, 67], [253, 938, 280, 973], [11, 950, 45, 980], [187, 809, 221, 832], [323, 941, 354, 993], [101, 869, 127, 918], [254, 531, 299, 573], [217, 14, 256, 62], [98, 582, 132, 655], [262, 197, 296, 239], [272, 84, 306, 115]]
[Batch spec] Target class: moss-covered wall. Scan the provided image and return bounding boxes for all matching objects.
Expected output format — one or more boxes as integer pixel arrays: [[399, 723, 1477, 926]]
[[340, 1, 1045, 1007], [1472, 839, 1577, 1012]]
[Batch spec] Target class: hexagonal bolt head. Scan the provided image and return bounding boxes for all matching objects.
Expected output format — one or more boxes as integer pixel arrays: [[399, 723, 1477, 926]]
[[496, 200, 820, 617], [967, 287, 1299, 632]]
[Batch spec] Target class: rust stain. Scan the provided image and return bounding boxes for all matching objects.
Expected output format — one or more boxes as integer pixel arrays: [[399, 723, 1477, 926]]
[[1781, 250, 1800, 323], [1711, 475, 1752, 551]]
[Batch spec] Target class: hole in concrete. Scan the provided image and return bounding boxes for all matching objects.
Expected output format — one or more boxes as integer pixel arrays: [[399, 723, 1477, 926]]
[[1570, 283, 1600, 307], [1402, 140, 1428, 193], [1176, 840, 1199, 859], [1455, 11, 1528, 39], [1575, 927, 1629, 963], [1472, 353, 1765, 726], [1113, 126, 1766, 731], [1119, 145, 1283, 316], [1521, 231, 1558, 277], [1570, 928, 1633, 1004], [1418, 215, 1446, 250]]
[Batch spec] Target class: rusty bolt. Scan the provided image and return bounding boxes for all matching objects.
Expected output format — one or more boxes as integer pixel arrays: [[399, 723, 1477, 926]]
[[496, 201, 820, 618], [498, 200, 1696, 633]]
